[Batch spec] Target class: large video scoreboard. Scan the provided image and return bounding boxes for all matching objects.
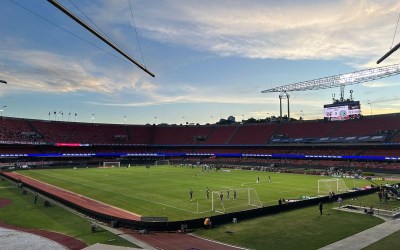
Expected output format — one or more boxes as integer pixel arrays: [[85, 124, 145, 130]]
[[324, 101, 361, 121]]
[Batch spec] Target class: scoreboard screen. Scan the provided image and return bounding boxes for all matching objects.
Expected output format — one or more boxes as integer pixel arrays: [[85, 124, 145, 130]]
[[324, 101, 361, 121]]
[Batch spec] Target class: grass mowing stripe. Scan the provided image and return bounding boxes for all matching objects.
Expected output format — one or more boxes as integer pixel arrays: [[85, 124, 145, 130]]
[[31, 171, 198, 214]]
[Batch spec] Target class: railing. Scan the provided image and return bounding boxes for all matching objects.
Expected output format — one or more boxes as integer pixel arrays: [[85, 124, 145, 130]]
[[346, 200, 400, 218]]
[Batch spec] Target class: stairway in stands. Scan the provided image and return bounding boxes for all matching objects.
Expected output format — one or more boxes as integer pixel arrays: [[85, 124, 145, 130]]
[[226, 125, 240, 144], [26, 120, 45, 141]]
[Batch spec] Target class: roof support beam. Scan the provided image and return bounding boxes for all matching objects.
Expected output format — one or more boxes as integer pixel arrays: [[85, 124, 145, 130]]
[[47, 0, 155, 77]]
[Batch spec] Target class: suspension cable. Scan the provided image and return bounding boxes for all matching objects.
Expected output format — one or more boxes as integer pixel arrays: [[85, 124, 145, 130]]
[[390, 13, 400, 49], [8, 0, 128, 65], [128, 0, 146, 68], [68, 0, 115, 43]]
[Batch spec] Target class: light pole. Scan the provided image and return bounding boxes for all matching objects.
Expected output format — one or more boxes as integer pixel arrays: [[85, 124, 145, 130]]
[[367, 102, 372, 116], [154, 116, 157, 125], [124, 116, 127, 125], [210, 116, 213, 124], [91, 113, 95, 124], [182, 116, 185, 125], [0, 106, 6, 117]]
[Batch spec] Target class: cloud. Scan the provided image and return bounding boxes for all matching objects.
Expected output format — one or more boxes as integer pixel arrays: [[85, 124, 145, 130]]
[[362, 81, 400, 88], [87, 83, 277, 107], [88, 95, 276, 107], [0, 46, 277, 106], [0, 48, 145, 95], [93, 0, 400, 61], [3, 0, 400, 115], [367, 97, 400, 104]]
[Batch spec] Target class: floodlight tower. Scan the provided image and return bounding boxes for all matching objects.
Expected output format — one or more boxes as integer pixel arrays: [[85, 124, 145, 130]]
[[1, 80, 7, 117], [279, 91, 290, 122], [0, 106, 6, 117]]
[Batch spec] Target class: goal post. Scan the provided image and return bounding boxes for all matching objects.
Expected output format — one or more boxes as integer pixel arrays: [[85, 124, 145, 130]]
[[103, 161, 120, 168], [155, 160, 170, 166], [211, 188, 262, 213], [318, 178, 349, 194]]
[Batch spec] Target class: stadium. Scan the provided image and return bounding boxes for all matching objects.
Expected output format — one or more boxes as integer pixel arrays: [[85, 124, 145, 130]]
[[1, 1, 400, 250], [1, 112, 400, 249]]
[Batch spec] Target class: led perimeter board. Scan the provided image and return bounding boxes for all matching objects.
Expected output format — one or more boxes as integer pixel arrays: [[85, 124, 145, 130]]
[[324, 101, 361, 121]]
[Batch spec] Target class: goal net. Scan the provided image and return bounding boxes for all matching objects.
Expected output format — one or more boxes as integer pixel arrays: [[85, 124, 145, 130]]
[[211, 188, 262, 214], [318, 178, 348, 194], [103, 162, 120, 168], [155, 160, 170, 166]]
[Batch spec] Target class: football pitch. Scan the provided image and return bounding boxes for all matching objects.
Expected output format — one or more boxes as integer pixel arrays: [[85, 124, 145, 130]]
[[17, 165, 389, 221]]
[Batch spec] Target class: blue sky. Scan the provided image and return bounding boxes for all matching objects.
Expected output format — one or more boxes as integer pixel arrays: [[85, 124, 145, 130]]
[[1, 0, 400, 125]]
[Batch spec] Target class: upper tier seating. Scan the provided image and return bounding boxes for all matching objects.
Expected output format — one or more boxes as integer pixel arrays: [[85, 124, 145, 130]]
[[229, 124, 278, 144], [152, 126, 198, 144], [329, 115, 400, 137], [0, 118, 39, 142], [277, 121, 336, 138], [30, 120, 127, 143], [0, 113, 399, 145], [126, 126, 153, 144], [200, 126, 237, 144]]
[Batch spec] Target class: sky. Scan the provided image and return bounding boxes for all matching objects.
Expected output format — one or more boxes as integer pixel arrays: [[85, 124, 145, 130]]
[[1, 0, 400, 125]]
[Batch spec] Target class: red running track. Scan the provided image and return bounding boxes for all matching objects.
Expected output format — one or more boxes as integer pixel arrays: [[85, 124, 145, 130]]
[[121, 229, 247, 250], [3, 172, 141, 221]]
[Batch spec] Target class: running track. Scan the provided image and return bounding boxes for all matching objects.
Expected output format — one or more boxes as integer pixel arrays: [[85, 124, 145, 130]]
[[121, 229, 248, 250], [3, 172, 141, 220]]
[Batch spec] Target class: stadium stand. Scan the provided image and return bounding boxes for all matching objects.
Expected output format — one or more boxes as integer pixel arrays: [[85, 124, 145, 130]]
[[229, 123, 278, 144], [278, 121, 335, 138], [152, 126, 198, 144], [1, 114, 400, 172], [126, 125, 153, 144], [328, 114, 400, 137], [200, 125, 237, 144], [30, 120, 128, 144], [0, 117, 41, 142]]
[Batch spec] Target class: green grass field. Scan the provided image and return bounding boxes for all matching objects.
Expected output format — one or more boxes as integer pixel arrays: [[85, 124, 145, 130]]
[[195, 192, 400, 250], [194, 198, 384, 250], [0, 179, 138, 248], [16, 165, 394, 221]]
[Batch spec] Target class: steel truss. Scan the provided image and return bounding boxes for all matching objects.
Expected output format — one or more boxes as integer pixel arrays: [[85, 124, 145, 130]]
[[261, 63, 400, 93]]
